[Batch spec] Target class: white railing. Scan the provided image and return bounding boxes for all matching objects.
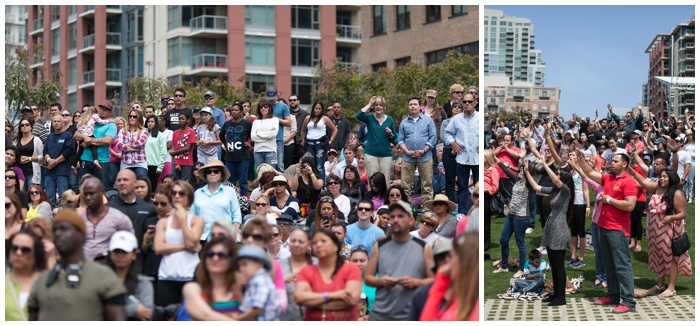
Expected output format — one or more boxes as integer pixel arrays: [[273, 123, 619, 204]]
[[339, 62, 361, 70], [336, 24, 361, 40], [83, 70, 95, 84], [191, 54, 228, 69], [106, 32, 121, 45], [33, 17, 44, 31], [83, 34, 95, 48], [190, 15, 228, 31]]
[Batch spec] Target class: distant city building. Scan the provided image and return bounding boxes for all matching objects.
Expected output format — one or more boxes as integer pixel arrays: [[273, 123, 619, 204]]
[[483, 76, 560, 118], [358, 5, 478, 72], [645, 15, 694, 118], [5, 6, 28, 60], [484, 8, 546, 87]]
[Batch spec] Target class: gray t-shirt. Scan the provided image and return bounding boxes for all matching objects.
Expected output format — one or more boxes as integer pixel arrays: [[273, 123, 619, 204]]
[[370, 236, 427, 321]]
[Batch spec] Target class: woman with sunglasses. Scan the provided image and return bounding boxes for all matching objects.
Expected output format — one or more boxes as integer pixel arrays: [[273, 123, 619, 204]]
[[265, 175, 300, 221], [410, 212, 440, 245], [300, 101, 338, 180], [116, 109, 149, 177], [251, 100, 280, 168], [106, 231, 154, 321], [13, 119, 43, 192], [145, 115, 166, 191], [5, 146, 27, 192], [25, 186, 52, 222], [154, 181, 204, 307], [326, 174, 351, 220], [280, 228, 316, 320], [181, 236, 241, 321], [387, 185, 409, 205], [6, 230, 46, 321], [5, 169, 28, 217], [295, 228, 362, 321], [106, 116, 126, 189], [193, 160, 242, 242], [244, 195, 278, 225]]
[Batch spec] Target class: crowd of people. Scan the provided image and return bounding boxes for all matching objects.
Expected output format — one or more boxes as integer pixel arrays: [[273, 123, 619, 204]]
[[485, 104, 694, 313], [5, 83, 479, 321]]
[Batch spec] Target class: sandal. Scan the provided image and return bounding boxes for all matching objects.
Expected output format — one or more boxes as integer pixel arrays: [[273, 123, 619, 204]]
[[658, 290, 676, 298], [646, 285, 666, 295], [634, 246, 642, 253]]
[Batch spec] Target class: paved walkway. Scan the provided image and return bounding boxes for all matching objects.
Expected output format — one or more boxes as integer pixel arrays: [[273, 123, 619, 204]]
[[485, 295, 695, 321]]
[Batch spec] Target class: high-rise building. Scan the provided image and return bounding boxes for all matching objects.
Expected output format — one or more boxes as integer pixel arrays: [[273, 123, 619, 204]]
[[358, 5, 478, 72], [5, 6, 28, 60], [645, 15, 694, 118], [483, 76, 560, 117], [484, 8, 546, 87]]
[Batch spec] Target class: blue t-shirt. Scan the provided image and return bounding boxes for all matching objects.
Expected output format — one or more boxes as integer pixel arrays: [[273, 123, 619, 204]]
[[273, 101, 290, 141], [45, 131, 77, 176], [80, 122, 117, 163], [346, 222, 386, 256]]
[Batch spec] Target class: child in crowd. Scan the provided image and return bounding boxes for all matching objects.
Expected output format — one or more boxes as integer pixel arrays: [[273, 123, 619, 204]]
[[76, 106, 112, 169], [514, 249, 549, 293], [357, 293, 369, 321], [170, 113, 197, 180], [234, 245, 279, 321]]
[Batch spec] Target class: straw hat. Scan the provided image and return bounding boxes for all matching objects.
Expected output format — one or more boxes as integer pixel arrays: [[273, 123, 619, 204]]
[[424, 194, 457, 212], [197, 159, 230, 183]]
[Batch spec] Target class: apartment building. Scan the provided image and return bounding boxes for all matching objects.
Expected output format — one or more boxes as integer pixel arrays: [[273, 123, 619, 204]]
[[484, 76, 560, 118]]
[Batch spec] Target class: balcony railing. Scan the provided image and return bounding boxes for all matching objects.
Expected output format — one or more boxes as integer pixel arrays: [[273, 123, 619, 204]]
[[83, 34, 94, 48], [32, 51, 43, 65], [106, 68, 120, 82], [83, 5, 94, 12], [83, 70, 95, 84], [191, 54, 228, 69], [106, 32, 121, 45], [338, 62, 362, 70], [106, 5, 122, 10], [684, 99, 694, 104], [336, 25, 361, 40], [190, 15, 227, 31], [33, 17, 44, 31]]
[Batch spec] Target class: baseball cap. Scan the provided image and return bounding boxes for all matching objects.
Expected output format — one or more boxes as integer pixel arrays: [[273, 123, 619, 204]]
[[388, 200, 413, 217], [633, 130, 643, 136], [328, 148, 338, 156], [109, 231, 138, 252], [192, 107, 201, 113], [98, 100, 113, 111], [21, 106, 33, 112], [204, 91, 215, 99], [265, 87, 278, 100], [199, 107, 213, 115], [430, 236, 453, 270]]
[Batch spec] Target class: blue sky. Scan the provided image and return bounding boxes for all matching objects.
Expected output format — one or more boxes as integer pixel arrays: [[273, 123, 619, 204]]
[[487, 5, 694, 118]]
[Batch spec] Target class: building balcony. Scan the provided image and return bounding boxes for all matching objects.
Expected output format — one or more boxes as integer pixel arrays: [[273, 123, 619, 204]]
[[336, 25, 361, 46], [80, 6, 95, 18], [189, 15, 228, 38], [80, 69, 122, 89], [681, 30, 694, 39], [338, 61, 362, 71], [30, 18, 43, 35], [80, 33, 122, 54], [681, 65, 694, 72], [189, 54, 228, 76], [685, 42, 695, 49], [30, 53, 44, 69], [106, 5, 122, 16], [679, 99, 694, 107]]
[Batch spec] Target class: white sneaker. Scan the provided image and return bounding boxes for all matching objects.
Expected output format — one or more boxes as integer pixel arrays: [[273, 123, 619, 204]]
[[537, 246, 548, 256], [525, 228, 534, 234]]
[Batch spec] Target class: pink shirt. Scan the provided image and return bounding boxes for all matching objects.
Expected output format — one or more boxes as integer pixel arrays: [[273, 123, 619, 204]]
[[79, 207, 135, 260]]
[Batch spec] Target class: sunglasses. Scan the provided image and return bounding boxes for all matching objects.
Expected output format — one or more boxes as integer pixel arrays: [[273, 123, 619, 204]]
[[289, 99, 299, 102], [357, 207, 372, 212], [272, 182, 286, 187], [453, 105, 464, 110], [453, 91, 463, 94], [255, 203, 268, 207], [206, 169, 221, 175], [420, 220, 434, 228], [62, 114, 72, 117], [261, 105, 271, 109], [171, 190, 187, 197], [29, 190, 41, 195], [241, 232, 265, 241], [277, 221, 292, 226], [389, 193, 402, 198], [174, 94, 185, 98], [10, 245, 32, 255], [426, 96, 436, 99], [5, 202, 12, 209], [129, 115, 138, 119], [5, 175, 17, 180], [154, 201, 169, 207], [433, 201, 447, 207], [320, 197, 334, 203], [205, 250, 230, 260], [328, 181, 340, 185], [463, 100, 475, 104], [20, 123, 31, 127]]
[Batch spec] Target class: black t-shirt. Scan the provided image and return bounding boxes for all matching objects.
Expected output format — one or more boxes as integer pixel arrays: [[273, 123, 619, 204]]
[[142, 216, 162, 277], [614, 128, 632, 147], [16, 136, 35, 179], [220, 119, 253, 162], [165, 108, 192, 131], [106, 196, 158, 247], [14, 189, 29, 210]]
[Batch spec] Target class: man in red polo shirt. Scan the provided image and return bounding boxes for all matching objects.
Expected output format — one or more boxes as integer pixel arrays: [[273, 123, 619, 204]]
[[495, 134, 520, 213], [577, 151, 637, 314]]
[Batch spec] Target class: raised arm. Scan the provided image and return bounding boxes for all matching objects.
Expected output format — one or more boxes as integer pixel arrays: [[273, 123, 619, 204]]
[[538, 156, 562, 188], [627, 165, 657, 193], [523, 160, 542, 193], [576, 147, 601, 184]]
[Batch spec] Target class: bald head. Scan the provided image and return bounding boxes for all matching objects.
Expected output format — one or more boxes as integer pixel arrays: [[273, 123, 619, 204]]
[[116, 169, 137, 198]]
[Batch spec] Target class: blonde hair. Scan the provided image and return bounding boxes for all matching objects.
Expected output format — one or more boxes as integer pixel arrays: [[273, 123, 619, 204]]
[[449, 83, 465, 94], [114, 116, 127, 129], [26, 217, 53, 241], [60, 189, 77, 206], [421, 211, 438, 227], [374, 96, 387, 108], [256, 164, 277, 180], [77, 106, 97, 127]]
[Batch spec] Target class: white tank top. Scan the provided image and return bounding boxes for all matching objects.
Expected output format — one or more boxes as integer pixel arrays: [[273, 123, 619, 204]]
[[573, 173, 585, 205], [306, 117, 327, 140], [158, 213, 200, 281]]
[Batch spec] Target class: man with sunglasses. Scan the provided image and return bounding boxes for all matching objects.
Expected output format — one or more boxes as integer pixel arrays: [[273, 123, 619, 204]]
[[276, 214, 295, 251], [165, 88, 193, 131], [74, 101, 117, 188], [287, 94, 309, 165], [444, 92, 480, 214], [107, 169, 157, 253], [468, 86, 479, 112], [346, 199, 386, 257]]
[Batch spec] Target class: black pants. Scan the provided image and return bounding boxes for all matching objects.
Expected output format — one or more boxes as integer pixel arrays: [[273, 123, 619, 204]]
[[499, 178, 514, 209], [292, 143, 306, 167], [548, 247, 567, 302], [485, 193, 493, 252], [148, 165, 159, 194], [537, 195, 552, 228], [284, 144, 295, 169], [630, 201, 645, 241], [570, 204, 587, 237], [156, 280, 188, 307]]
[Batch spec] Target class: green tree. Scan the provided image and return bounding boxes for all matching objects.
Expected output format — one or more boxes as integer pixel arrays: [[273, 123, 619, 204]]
[[5, 46, 65, 123], [124, 76, 172, 107]]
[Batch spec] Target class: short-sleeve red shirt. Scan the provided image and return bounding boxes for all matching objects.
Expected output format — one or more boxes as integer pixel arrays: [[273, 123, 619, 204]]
[[297, 262, 362, 321], [633, 165, 646, 202], [598, 173, 638, 236], [495, 146, 520, 179]]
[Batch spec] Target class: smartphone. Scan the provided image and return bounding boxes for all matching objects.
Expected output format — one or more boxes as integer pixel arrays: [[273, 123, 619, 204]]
[[321, 215, 330, 223], [147, 224, 156, 232]]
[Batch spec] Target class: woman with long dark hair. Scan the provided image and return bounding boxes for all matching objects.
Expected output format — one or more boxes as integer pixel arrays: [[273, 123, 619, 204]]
[[341, 165, 367, 204], [294, 228, 362, 321], [145, 115, 166, 192], [524, 156, 574, 307], [5, 230, 46, 321], [629, 167, 691, 298], [5, 146, 26, 191], [251, 100, 280, 167], [107, 231, 154, 320], [300, 101, 338, 180], [387, 185, 409, 205], [364, 172, 388, 211], [13, 118, 43, 192], [290, 156, 324, 213], [182, 236, 241, 320]]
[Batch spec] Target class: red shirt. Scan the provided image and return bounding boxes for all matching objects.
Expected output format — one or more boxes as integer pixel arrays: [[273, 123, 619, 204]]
[[172, 127, 197, 166], [495, 146, 520, 179], [297, 262, 362, 321], [633, 165, 646, 202], [598, 173, 638, 236]]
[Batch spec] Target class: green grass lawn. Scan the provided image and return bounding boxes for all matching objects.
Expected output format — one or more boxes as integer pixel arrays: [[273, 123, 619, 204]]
[[484, 201, 695, 299]]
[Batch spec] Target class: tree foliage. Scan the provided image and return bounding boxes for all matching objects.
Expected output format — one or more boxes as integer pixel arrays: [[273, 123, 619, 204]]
[[5, 46, 65, 122], [313, 50, 479, 129]]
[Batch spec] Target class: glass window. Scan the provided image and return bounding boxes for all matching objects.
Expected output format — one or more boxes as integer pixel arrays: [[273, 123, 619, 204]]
[[292, 76, 316, 105], [68, 23, 77, 50], [395, 56, 411, 67], [371, 62, 387, 72], [68, 93, 77, 112], [451, 6, 468, 17], [245, 5, 275, 27], [167, 38, 179, 67], [168, 6, 179, 30], [246, 74, 275, 94], [51, 63, 60, 82], [69, 6, 77, 16], [396, 5, 410, 30], [291, 5, 319, 30], [291, 38, 319, 67], [69, 58, 77, 86], [51, 5, 60, 22], [245, 36, 275, 65], [126, 9, 144, 43], [373, 6, 386, 35], [426, 5, 441, 23], [52, 28, 60, 56]]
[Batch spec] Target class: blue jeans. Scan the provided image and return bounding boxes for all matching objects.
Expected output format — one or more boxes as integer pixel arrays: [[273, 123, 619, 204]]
[[173, 164, 193, 181], [105, 162, 120, 189], [226, 160, 250, 196], [684, 163, 694, 201], [442, 149, 457, 203], [44, 174, 68, 208], [125, 167, 148, 177], [433, 166, 446, 195], [276, 139, 285, 172], [599, 227, 636, 308], [456, 163, 478, 215], [590, 223, 608, 283], [514, 278, 545, 293], [528, 191, 537, 229], [79, 161, 109, 190], [499, 216, 528, 270], [69, 168, 80, 193], [254, 151, 276, 168], [305, 137, 328, 180]]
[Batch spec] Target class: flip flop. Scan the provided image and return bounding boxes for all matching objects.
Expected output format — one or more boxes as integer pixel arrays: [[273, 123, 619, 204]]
[[634, 247, 642, 253], [646, 285, 666, 295], [658, 290, 676, 298]]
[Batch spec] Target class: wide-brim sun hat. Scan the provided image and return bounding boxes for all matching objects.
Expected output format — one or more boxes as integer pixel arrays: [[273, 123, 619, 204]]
[[198, 159, 231, 183], [424, 194, 457, 212]]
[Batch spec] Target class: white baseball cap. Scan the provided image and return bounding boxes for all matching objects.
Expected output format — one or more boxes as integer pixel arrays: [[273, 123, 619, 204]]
[[109, 231, 138, 252]]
